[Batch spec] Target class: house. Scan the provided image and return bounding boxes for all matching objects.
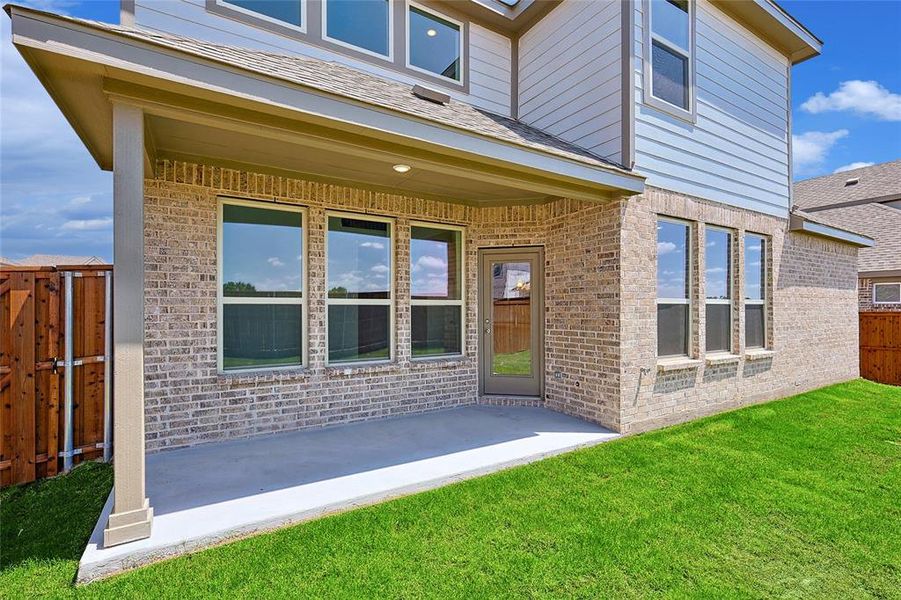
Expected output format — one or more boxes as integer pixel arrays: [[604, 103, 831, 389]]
[[794, 160, 901, 311], [6, 0, 873, 565], [2, 254, 108, 266]]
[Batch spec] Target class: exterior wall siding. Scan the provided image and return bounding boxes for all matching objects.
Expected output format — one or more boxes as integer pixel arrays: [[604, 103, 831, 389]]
[[633, 0, 791, 217], [133, 0, 513, 116], [517, 0, 623, 162]]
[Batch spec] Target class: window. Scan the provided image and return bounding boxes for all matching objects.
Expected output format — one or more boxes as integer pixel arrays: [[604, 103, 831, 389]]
[[646, 0, 692, 114], [411, 223, 464, 358], [327, 213, 393, 363], [744, 233, 767, 349], [218, 199, 305, 371], [657, 219, 691, 357], [873, 282, 901, 304], [407, 3, 463, 82], [705, 228, 732, 353], [221, 0, 303, 29], [323, 0, 391, 58]]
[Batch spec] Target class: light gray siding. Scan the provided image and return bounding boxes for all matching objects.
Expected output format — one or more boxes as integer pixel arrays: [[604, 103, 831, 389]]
[[133, 0, 513, 117], [517, 0, 623, 162], [634, 0, 791, 217]]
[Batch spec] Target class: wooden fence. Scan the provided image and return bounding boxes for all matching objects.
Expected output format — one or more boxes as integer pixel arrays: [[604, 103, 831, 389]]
[[0, 265, 112, 487], [493, 298, 531, 355], [860, 312, 901, 386]]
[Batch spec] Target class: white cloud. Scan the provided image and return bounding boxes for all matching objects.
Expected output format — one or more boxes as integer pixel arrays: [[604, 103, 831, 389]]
[[833, 162, 874, 174], [360, 242, 385, 250], [60, 217, 112, 231], [266, 257, 284, 267], [370, 264, 389, 274], [657, 241, 677, 255], [792, 130, 848, 172], [801, 80, 901, 121], [415, 255, 446, 270]]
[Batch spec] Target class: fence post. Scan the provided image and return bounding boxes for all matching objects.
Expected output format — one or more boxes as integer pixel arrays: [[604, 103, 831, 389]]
[[62, 271, 75, 472], [103, 270, 113, 462]]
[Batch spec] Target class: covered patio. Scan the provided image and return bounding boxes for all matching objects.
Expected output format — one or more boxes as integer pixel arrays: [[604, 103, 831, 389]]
[[78, 405, 618, 582]]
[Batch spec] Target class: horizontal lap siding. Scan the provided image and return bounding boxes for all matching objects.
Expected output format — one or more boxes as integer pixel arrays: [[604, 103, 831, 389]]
[[134, 0, 512, 117], [633, 0, 790, 217], [517, 0, 623, 162]]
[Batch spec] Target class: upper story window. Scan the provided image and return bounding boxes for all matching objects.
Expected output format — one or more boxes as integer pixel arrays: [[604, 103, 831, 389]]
[[645, 0, 694, 118], [407, 3, 463, 82], [222, 0, 304, 30], [705, 227, 733, 354], [323, 0, 392, 58], [657, 218, 692, 357], [744, 233, 767, 349]]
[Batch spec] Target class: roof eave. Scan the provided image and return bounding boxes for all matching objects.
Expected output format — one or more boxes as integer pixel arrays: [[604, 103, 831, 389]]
[[712, 0, 822, 65], [789, 213, 875, 248]]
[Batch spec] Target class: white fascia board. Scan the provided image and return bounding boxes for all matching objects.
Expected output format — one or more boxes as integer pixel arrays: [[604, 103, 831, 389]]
[[9, 7, 645, 195], [790, 215, 875, 248]]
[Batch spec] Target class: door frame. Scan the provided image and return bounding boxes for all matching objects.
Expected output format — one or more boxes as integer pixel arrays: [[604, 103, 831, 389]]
[[478, 246, 545, 397]]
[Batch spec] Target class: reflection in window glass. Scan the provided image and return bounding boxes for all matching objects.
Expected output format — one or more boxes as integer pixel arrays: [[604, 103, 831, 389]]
[[411, 225, 463, 358], [651, 0, 689, 49], [491, 261, 531, 375], [705, 228, 731, 353], [224, 0, 302, 27], [874, 283, 901, 304], [412, 305, 461, 357], [408, 6, 461, 81], [325, 0, 390, 56], [219, 201, 304, 370], [744, 234, 766, 349], [652, 41, 688, 110], [649, 0, 691, 111], [657, 219, 690, 356], [328, 305, 390, 363]]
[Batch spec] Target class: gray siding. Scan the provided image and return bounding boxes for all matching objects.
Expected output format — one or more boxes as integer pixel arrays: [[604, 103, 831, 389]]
[[634, 0, 791, 217], [517, 0, 623, 162], [133, 0, 513, 117]]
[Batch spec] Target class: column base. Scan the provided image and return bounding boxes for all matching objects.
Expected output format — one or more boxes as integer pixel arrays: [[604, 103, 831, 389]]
[[104, 499, 153, 547]]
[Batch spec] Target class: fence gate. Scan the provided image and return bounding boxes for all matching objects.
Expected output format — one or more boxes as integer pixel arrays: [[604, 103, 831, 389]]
[[0, 265, 112, 487], [859, 312, 901, 386]]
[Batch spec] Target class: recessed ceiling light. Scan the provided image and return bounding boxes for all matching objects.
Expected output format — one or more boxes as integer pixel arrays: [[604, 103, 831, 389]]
[[426, 28, 437, 37], [393, 164, 412, 173]]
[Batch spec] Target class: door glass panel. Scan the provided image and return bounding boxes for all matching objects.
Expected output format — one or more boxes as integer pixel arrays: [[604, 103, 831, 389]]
[[491, 261, 531, 376]]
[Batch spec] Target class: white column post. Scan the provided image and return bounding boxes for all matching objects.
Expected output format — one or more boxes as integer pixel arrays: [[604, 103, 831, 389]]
[[104, 101, 153, 547]]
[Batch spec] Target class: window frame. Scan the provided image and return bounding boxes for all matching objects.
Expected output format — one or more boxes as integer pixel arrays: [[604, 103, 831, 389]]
[[216, 197, 308, 374], [405, 1, 465, 85], [409, 220, 466, 360], [642, 0, 696, 122], [873, 282, 901, 305], [325, 210, 396, 366], [656, 216, 693, 358], [743, 232, 768, 350], [322, 0, 395, 61], [704, 225, 734, 354], [217, 0, 307, 34]]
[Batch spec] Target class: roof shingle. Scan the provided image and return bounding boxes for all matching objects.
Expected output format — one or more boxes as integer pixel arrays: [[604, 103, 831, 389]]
[[794, 160, 901, 211]]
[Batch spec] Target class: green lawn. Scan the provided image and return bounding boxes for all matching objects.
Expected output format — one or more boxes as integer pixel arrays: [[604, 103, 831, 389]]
[[2, 380, 899, 598], [493, 349, 532, 375]]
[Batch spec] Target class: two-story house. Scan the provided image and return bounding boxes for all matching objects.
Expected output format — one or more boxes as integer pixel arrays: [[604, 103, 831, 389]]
[[6, 0, 873, 573]]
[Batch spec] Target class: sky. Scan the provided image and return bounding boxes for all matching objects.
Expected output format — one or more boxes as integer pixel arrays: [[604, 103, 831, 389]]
[[1, 0, 900, 263]]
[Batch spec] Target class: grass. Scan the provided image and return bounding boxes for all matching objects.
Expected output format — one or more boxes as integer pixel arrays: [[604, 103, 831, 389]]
[[1, 380, 899, 598], [493, 349, 532, 375]]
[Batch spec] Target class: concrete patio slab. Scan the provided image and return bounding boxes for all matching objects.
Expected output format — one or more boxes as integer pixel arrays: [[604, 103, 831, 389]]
[[78, 405, 618, 583]]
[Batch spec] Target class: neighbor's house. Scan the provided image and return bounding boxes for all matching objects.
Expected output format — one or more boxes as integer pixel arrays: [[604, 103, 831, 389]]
[[0, 254, 108, 266], [794, 160, 901, 312], [6, 0, 872, 548]]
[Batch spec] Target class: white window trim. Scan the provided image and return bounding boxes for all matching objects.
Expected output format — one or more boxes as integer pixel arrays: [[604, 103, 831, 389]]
[[642, 0, 696, 123], [405, 1, 465, 85], [705, 226, 733, 353], [322, 0, 394, 61], [325, 210, 395, 366], [744, 233, 768, 349], [217, 197, 308, 374], [217, 0, 307, 34], [410, 221, 466, 360], [656, 216, 693, 358], [873, 282, 901, 305]]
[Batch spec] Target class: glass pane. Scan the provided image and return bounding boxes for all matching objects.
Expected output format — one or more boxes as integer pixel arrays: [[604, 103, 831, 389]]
[[409, 6, 461, 80], [326, 0, 390, 56], [223, 304, 302, 369], [745, 304, 765, 349], [657, 303, 689, 356], [657, 220, 689, 299], [225, 0, 302, 26], [744, 234, 765, 300], [874, 284, 900, 304], [651, 0, 689, 50], [411, 226, 461, 300], [328, 304, 390, 363], [491, 261, 531, 376], [222, 203, 303, 298], [705, 229, 731, 300], [327, 216, 391, 299], [705, 304, 731, 353], [652, 41, 689, 110], [412, 305, 461, 357]]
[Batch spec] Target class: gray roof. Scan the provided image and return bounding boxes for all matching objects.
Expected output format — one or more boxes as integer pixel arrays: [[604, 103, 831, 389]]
[[12, 254, 107, 267], [807, 203, 901, 273], [42, 11, 629, 174], [794, 160, 901, 211]]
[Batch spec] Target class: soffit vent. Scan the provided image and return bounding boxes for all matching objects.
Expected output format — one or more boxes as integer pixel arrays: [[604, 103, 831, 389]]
[[412, 84, 450, 105]]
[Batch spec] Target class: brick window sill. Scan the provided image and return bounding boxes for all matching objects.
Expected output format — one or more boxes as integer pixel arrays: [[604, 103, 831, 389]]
[[705, 352, 741, 365], [656, 357, 703, 372], [217, 366, 310, 383], [744, 349, 776, 361]]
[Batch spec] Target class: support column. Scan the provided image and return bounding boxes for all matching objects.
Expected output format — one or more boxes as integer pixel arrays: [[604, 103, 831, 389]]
[[104, 102, 153, 547]]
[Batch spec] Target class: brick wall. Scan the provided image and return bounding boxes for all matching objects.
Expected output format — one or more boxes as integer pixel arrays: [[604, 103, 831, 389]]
[[859, 277, 901, 312]]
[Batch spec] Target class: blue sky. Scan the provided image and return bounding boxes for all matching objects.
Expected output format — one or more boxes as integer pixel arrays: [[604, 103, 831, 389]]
[[1, 0, 899, 262]]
